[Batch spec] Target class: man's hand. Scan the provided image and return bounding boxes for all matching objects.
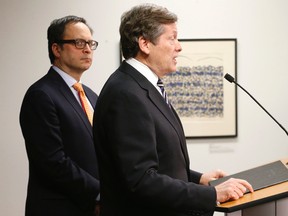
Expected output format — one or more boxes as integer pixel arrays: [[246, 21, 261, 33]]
[[215, 178, 254, 203], [200, 169, 227, 186]]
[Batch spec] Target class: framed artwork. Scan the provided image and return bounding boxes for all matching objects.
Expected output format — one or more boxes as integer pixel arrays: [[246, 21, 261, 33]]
[[162, 39, 237, 138]]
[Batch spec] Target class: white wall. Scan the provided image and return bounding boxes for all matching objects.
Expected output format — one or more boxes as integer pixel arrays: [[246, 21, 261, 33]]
[[1, 0, 288, 215]]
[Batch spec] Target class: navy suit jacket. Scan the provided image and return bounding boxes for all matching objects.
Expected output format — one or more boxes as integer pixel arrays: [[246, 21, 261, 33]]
[[93, 61, 216, 216], [20, 67, 99, 216]]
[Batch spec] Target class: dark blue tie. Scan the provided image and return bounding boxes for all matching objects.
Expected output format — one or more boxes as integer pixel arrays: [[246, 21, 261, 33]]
[[157, 79, 170, 107]]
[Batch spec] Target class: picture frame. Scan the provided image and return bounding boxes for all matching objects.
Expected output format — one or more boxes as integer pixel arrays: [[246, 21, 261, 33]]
[[163, 38, 237, 138]]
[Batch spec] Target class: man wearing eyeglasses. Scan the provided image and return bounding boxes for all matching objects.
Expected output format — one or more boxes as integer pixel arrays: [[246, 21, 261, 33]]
[[20, 15, 100, 216]]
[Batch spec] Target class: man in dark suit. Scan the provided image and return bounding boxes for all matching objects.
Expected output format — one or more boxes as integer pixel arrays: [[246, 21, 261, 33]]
[[20, 15, 100, 216], [93, 4, 253, 216]]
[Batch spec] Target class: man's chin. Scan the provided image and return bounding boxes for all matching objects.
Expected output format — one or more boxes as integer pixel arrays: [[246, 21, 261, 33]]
[[82, 64, 92, 71]]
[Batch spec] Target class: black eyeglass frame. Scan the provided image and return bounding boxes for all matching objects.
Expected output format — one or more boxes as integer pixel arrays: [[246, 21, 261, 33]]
[[55, 39, 99, 50]]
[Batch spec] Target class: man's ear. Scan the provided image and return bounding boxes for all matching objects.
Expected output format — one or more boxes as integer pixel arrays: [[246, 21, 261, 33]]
[[138, 36, 150, 55], [51, 43, 61, 58]]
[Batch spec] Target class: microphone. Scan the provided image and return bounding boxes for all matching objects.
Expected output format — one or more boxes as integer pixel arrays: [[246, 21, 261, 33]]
[[224, 73, 288, 136]]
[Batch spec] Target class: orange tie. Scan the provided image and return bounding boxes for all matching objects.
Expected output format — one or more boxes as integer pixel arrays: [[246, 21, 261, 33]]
[[73, 83, 93, 125]]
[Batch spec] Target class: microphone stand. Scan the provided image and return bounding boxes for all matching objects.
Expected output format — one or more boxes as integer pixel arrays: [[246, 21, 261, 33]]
[[224, 73, 288, 136]]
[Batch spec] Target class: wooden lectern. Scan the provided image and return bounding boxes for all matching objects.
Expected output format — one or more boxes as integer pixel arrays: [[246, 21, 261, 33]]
[[214, 159, 288, 216]]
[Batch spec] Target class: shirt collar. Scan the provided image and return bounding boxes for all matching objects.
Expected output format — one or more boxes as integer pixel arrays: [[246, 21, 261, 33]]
[[52, 65, 80, 87], [126, 58, 159, 90]]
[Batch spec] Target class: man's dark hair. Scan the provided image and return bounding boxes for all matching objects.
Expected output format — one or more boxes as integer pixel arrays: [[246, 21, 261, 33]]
[[120, 4, 177, 59]]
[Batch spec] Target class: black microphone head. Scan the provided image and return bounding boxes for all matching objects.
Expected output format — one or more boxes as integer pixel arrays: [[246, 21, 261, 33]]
[[224, 73, 235, 83]]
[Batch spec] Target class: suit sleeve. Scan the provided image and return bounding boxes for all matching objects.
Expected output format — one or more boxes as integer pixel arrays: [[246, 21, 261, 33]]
[[20, 89, 99, 210], [189, 170, 203, 184]]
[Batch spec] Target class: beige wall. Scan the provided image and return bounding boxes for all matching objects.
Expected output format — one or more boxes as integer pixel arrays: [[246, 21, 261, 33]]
[[1, 0, 288, 215]]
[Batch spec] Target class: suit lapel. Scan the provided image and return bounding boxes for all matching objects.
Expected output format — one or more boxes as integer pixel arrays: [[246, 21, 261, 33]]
[[84, 86, 97, 109], [120, 62, 190, 165], [48, 68, 93, 136], [147, 86, 190, 166]]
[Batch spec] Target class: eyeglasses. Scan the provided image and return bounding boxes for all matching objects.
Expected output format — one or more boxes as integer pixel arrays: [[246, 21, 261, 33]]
[[55, 39, 99, 50]]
